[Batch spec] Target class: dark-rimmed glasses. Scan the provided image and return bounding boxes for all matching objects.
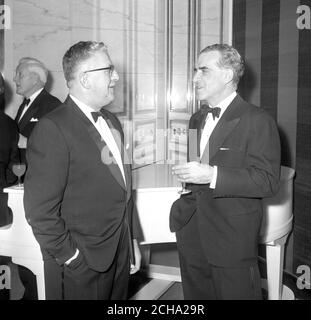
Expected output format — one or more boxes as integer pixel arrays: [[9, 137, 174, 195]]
[[83, 65, 115, 76]]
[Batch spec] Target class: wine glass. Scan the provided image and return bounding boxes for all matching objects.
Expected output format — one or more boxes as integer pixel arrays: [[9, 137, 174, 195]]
[[178, 181, 192, 195], [12, 163, 26, 188], [172, 158, 192, 195]]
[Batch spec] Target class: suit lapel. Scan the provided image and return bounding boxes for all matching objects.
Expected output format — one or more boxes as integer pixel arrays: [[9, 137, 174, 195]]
[[101, 109, 132, 198], [18, 89, 46, 130], [66, 97, 127, 192], [201, 95, 243, 163]]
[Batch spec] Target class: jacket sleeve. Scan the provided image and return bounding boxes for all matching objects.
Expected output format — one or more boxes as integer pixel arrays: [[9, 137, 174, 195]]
[[24, 118, 77, 265], [214, 112, 281, 198]]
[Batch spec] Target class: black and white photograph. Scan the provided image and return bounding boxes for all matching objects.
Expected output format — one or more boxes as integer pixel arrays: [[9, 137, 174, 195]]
[[0, 0, 311, 310]]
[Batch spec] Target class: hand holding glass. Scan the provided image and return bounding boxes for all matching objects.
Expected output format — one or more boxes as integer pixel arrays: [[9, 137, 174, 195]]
[[173, 161, 192, 195], [12, 163, 26, 188]]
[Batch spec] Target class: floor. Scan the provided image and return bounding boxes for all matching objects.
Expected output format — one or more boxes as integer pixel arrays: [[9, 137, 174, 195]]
[[1, 243, 311, 300], [128, 243, 311, 300], [129, 269, 311, 300]]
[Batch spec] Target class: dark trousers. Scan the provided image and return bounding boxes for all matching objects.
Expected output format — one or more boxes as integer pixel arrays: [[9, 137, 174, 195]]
[[176, 213, 262, 300], [0, 256, 37, 300], [44, 221, 130, 300], [18, 265, 38, 300]]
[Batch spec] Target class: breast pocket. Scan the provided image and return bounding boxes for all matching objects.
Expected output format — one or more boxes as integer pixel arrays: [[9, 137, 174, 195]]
[[215, 148, 246, 168]]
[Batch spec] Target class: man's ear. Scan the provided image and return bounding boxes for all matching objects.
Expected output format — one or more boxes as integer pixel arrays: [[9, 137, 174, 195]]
[[79, 72, 91, 89], [224, 68, 234, 84]]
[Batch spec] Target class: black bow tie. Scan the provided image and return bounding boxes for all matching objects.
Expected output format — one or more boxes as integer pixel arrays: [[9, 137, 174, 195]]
[[23, 98, 31, 106], [91, 111, 105, 122], [200, 104, 221, 120]]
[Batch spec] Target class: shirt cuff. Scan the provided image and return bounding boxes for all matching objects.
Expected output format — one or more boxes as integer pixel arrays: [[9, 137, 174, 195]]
[[209, 166, 217, 189], [64, 248, 79, 265]]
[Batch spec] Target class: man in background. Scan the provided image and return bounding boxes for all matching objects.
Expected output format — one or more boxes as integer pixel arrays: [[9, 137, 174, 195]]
[[14, 57, 61, 163], [170, 44, 281, 300], [24, 41, 141, 300]]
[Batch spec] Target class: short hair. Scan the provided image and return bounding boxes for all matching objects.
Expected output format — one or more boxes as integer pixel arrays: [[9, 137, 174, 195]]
[[18, 57, 48, 84], [62, 41, 108, 85], [200, 44, 245, 87]]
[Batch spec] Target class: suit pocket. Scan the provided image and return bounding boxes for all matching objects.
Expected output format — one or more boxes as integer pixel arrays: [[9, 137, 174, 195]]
[[215, 149, 246, 168], [65, 252, 88, 275]]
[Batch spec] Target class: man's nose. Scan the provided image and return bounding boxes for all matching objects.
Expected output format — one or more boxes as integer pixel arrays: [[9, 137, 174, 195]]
[[111, 70, 119, 82], [193, 71, 200, 84]]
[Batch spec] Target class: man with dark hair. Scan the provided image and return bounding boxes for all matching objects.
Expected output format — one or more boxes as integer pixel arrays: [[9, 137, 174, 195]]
[[24, 41, 141, 300], [170, 44, 281, 300], [13, 57, 61, 163]]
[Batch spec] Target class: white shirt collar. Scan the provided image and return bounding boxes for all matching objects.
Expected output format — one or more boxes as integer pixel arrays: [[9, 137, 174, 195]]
[[70, 94, 97, 123], [28, 87, 44, 105], [209, 91, 237, 118]]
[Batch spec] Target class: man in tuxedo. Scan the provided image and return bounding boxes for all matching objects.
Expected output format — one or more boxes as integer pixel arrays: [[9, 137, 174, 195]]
[[24, 41, 141, 300], [14, 57, 61, 163], [170, 44, 281, 300]]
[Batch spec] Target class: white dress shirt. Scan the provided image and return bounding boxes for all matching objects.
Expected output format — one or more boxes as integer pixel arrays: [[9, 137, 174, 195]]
[[19, 87, 44, 121], [200, 91, 237, 188], [65, 95, 127, 265], [70, 95, 126, 185]]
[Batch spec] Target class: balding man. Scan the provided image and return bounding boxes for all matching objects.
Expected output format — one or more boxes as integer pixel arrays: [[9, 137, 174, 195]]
[[14, 57, 61, 163]]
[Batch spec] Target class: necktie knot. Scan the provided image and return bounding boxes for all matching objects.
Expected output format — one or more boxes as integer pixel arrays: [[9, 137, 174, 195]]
[[200, 104, 221, 120], [91, 111, 104, 123]]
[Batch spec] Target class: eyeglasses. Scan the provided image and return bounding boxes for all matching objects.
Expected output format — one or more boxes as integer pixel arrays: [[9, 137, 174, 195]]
[[83, 65, 115, 76]]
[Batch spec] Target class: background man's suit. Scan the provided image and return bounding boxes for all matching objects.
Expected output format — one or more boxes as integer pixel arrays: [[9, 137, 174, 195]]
[[24, 96, 141, 299], [15, 89, 61, 163], [170, 95, 281, 299]]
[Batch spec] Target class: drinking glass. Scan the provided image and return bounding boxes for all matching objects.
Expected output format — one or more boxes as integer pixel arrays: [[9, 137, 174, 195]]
[[12, 163, 26, 188], [173, 158, 192, 195], [178, 181, 191, 195]]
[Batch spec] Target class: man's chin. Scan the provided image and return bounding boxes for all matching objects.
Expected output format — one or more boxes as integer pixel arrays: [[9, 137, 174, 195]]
[[101, 96, 114, 107]]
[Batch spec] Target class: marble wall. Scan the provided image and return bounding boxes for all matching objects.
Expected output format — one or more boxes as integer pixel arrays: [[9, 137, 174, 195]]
[[4, 0, 223, 165]]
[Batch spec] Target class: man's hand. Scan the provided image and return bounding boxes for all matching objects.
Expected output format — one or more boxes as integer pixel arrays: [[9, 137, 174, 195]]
[[18, 134, 28, 149], [172, 161, 215, 184], [130, 239, 141, 275]]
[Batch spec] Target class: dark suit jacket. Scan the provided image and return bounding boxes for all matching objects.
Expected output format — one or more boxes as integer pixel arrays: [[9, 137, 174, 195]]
[[24, 96, 141, 272], [15, 89, 61, 163], [15, 88, 61, 138], [170, 95, 281, 268], [0, 112, 19, 226]]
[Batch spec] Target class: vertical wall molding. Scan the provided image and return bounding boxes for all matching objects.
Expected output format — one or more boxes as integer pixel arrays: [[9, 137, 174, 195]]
[[222, 0, 233, 45]]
